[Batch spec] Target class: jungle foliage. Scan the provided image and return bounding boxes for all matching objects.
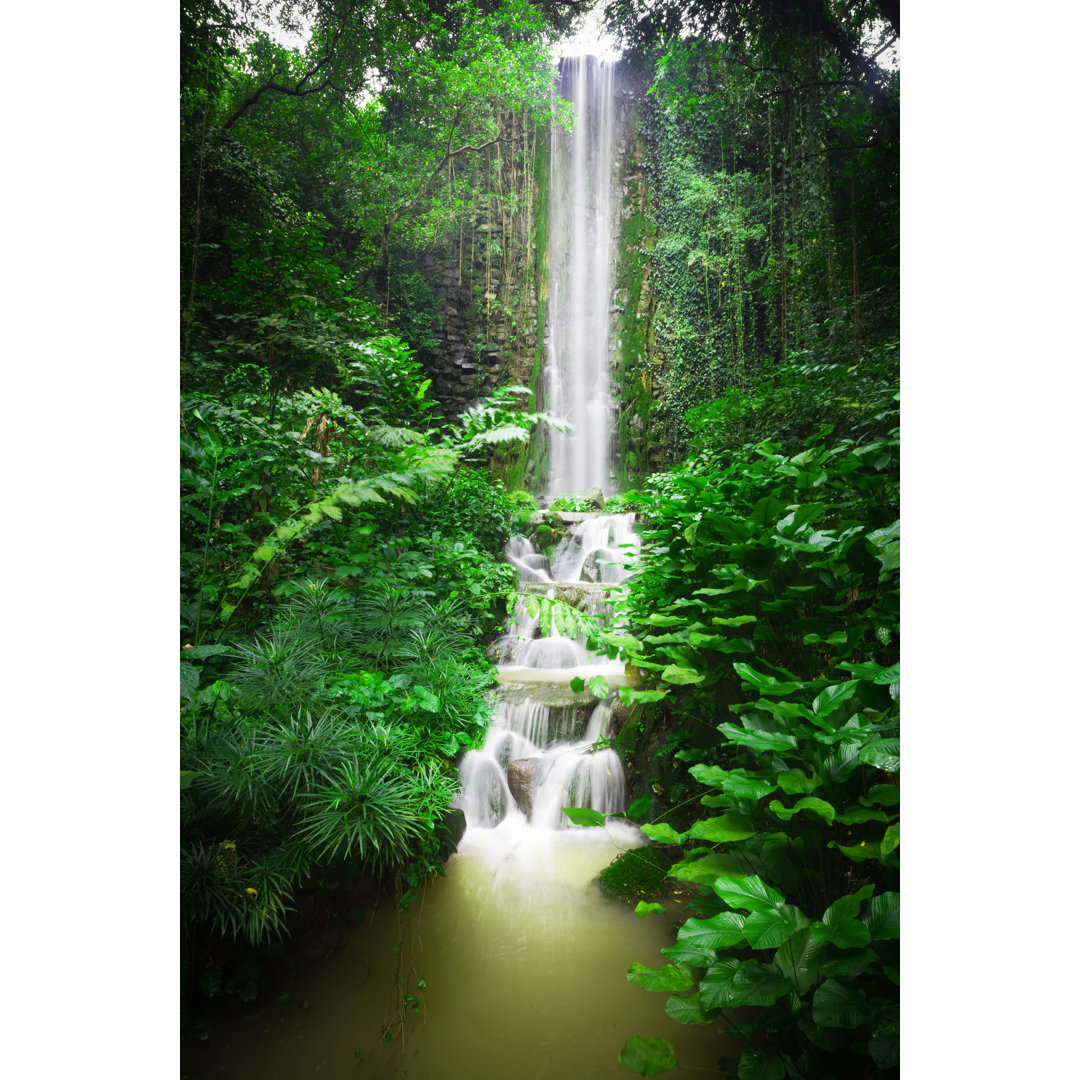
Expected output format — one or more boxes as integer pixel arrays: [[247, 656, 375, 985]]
[[180, 0, 578, 1032], [579, 382, 898, 1077], [560, 7, 902, 1075], [606, 0, 898, 462], [180, 0, 899, 1068]]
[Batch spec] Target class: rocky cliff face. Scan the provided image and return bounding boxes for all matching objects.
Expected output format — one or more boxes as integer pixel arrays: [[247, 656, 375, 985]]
[[413, 66, 660, 494], [416, 107, 545, 423]]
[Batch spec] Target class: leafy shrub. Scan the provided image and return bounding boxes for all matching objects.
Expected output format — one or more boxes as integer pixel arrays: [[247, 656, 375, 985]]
[[398, 468, 518, 556], [685, 339, 899, 462], [599, 407, 899, 1078], [603, 490, 646, 514], [550, 492, 604, 511]]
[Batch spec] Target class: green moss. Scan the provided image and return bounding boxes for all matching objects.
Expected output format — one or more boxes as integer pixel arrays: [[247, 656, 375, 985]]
[[611, 186, 658, 491], [597, 845, 671, 903], [507, 489, 538, 512]]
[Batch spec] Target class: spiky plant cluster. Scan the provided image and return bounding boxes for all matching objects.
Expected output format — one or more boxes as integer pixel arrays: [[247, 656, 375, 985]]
[[181, 568, 496, 964]]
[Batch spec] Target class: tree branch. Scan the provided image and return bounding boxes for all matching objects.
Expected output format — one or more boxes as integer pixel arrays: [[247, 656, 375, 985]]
[[222, 18, 348, 131]]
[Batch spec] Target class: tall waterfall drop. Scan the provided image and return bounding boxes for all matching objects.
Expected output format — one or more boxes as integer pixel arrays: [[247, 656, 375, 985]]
[[453, 58, 640, 852], [545, 55, 619, 500]]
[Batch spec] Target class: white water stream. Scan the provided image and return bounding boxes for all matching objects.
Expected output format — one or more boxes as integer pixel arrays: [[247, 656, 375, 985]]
[[457, 515, 640, 839], [546, 55, 619, 500]]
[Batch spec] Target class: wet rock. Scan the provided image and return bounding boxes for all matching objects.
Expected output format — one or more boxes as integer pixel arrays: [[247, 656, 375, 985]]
[[569, 487, 605, 510], [436, 807, 467, 858], [507, 758, 540, 815]]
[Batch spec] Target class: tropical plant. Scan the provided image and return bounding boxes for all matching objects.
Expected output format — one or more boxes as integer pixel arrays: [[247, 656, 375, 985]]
[[572, 399, 898, 1077]]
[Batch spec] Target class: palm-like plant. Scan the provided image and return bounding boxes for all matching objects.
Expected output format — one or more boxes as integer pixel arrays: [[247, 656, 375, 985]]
[[276, 577, 356, 659], [249, 708, 357, 802], [296, 759, 431, 866], [230, 626, 327, 713]]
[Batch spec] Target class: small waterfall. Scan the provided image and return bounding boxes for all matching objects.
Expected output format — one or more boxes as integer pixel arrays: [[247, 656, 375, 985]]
[[457, 514, 641, 840], [546, 55, 619, 501]]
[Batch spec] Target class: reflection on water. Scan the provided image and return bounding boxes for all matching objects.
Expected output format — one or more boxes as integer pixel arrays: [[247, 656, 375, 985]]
[[182, 827, 740, 1080]]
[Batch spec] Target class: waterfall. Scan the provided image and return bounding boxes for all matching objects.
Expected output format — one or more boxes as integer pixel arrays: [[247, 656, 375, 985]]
[[457, 57, 636, 845], [456, 517, 641, 844], [546, 55, 619, 501]]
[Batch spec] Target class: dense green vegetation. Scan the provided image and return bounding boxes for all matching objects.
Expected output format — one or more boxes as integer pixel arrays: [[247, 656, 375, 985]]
[[179, 0, 579, 1032], [180, 1, 899, 1074], [570, 5, 900, 1078], [609, 0, 898, 462]]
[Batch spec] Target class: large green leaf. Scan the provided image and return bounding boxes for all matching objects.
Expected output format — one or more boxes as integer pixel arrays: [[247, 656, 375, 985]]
[[618, 685, 670, 704], [647, 613, 685, 626], [768, 797, 835, 825], [829, 839, 881, 863], [601, 632, 644, 652], [587, 675, 610, 698], [810, 919, 871, 949], [562, 807, 606, 827], [718, 723, 798, 752], [742, 904, 802, 949], [838, 660, 900, 684], [808, 946, 876, 978], [861, 892, 900, 940], [665, 993, 707, 1025], [859, 783, 900, 807], [811, 978, 878, 1029], [731, 663, 803, 695], [753, 698, 816, 723], [686, 813, 756, 843], [181, 644, 231, 660], [618, 1037, 678, 1077], [677, 912, 747, 949], [699, 959, 741, 1010], [721, 771, 779, 799], [737, 1049, 785, 1080], [880, 822, 900, 857], [662, 664, 706, 685], [180, 662, 200, 701], [812, 680, 860, 718], [688, 764, 729, 786], [712, 874, 786, 914], [859, 738, 900, 771], [669, 852, 749, 884], [869, 1006, 900, 1068], [635, 902, 665, 918], [194, 411, 224, 459], [640, 822, 684, 844], [728, 961, 794, 1007], [627, 962, 694, 993], [777, 769, 818, 795], [773, 927, 824, 994], [822, 886, 874, 926]]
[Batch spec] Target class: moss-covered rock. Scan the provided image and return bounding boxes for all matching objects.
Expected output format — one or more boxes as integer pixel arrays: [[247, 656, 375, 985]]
[[597, 844, 672, 903]]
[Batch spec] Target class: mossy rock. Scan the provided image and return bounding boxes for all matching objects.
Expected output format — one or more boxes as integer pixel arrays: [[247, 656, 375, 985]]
[[536, 524, 556, 546], [597, 845, 671, 904], [507, 489, 538, 512]]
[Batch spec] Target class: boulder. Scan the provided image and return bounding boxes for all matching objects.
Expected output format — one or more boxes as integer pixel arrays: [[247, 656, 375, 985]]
[[507, 758, 540, 815]]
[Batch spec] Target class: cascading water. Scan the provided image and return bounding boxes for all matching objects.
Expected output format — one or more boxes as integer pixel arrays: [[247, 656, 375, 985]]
[[546, 55, 619, 500], [456, 515, 641, 846]]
